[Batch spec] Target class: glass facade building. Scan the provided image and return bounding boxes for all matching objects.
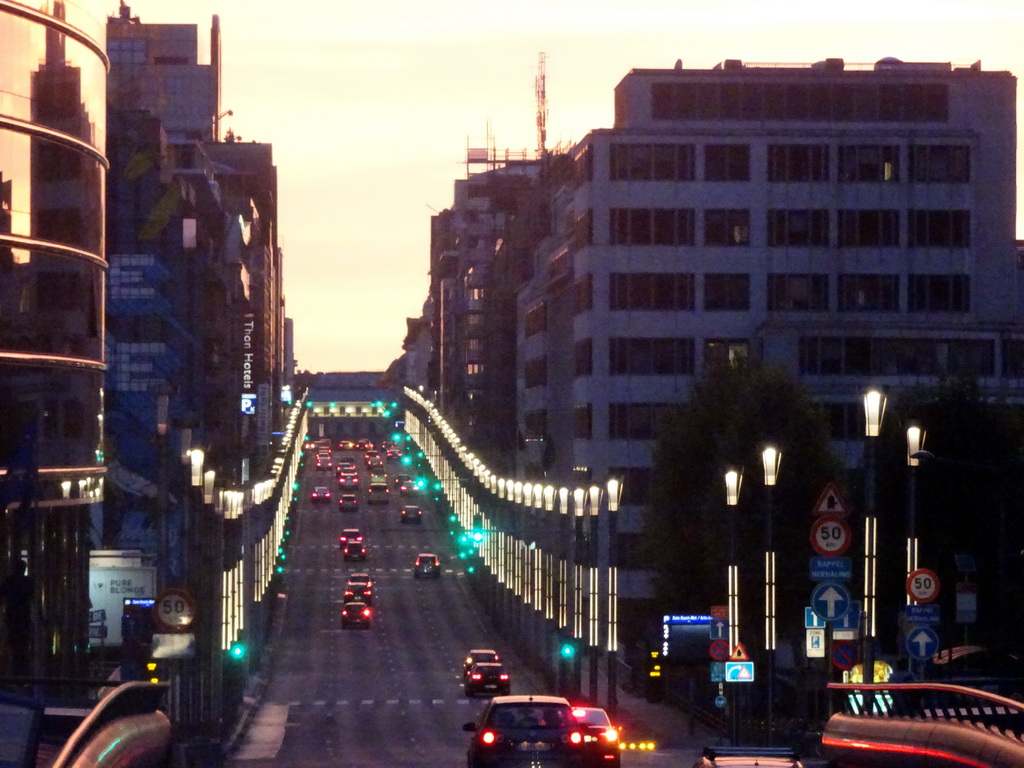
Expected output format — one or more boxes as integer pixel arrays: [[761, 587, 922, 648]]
[[0, 0, 107, 676]]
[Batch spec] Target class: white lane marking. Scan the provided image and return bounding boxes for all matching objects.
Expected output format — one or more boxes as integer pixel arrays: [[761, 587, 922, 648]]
[[233, 703, 289, 760]]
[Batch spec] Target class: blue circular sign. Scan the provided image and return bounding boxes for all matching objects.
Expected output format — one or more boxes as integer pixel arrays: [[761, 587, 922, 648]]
[[715, 694, 727, 709], [810, 581, 851, 622], [905, 625, 939, 661]]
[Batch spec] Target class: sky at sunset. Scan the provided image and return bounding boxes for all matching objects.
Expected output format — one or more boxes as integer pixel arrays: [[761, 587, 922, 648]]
[[111, 1, 1024, 373]]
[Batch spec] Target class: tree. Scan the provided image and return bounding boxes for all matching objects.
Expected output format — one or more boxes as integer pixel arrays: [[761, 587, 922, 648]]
[[641, 362, 841, 633]]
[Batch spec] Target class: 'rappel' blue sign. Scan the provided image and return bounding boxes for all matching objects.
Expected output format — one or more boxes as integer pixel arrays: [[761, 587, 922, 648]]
[[810, 557, 853, 582]]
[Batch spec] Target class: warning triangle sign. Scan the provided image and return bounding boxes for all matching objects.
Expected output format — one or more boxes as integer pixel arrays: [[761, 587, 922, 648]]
[[730, 643, 749, 661], [812, 482, 848, 517]]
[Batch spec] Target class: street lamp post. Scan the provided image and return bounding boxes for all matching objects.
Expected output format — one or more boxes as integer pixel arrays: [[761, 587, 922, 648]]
[[761, 446, 781, 746], [905, 424, 925, 601], [724, 467, 743, 746], [606, 478, 623, 716], [862, 389, 886, 686], [587, 484, 602, 703], [558, 487, 570, 693], [571, 487, 586, 699]]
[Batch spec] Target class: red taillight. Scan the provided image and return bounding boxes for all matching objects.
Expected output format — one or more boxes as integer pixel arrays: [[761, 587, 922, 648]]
[[480, 731, 497, 745], [569, 731, 583, 745], [362, 608, 371, 617], [499, 673, 509, 681], [471, 673, 482, 681]]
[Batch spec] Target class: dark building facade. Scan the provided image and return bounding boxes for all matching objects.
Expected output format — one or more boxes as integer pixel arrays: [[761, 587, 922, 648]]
[[0, 0, 108, 676]]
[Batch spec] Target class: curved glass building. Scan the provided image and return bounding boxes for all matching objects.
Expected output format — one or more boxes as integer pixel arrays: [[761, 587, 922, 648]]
[[0, 0, 107, 676]]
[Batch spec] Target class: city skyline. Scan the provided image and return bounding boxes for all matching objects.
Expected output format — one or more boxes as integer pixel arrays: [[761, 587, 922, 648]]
[[111, 0, 1024, 372]]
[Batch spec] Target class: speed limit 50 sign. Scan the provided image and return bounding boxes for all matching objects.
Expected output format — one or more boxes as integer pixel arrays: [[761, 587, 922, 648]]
[[153, 588, 197, 631], [809, 515, 852, 556], [906, 568, 940, 604]]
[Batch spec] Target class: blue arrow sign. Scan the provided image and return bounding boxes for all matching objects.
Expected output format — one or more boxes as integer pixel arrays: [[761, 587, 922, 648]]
[[906, 604, 941, 625], [810, 582, 851, 621], [906, 625, 939, 661], [725, 661, 755, 682], [804, 607, 826, 629], [810, 556, 853, 581], [834, 600, 862, 632], [709, 619, 728, 640]]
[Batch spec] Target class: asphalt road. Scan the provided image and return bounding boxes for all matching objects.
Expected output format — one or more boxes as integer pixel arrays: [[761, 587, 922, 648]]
[[229, 449, 706, 767]]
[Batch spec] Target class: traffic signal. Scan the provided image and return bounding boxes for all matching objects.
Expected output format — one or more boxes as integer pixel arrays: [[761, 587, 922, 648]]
[[391, 432, 402, 442], [228, 642, 247, 660], [559, 639, 578, 660], [401, 455, 412, 466]]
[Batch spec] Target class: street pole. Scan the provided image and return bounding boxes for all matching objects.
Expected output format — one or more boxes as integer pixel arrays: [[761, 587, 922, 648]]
[[606, 478, 622, 717], [761, 446, 780, 746], [862, 390, 885, 691], [588, 485, 601, 703], [725, 468, 742, 746]]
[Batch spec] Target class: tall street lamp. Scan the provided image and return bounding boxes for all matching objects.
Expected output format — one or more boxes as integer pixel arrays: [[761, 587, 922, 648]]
[[587, 484, 602, 703], [905, 423, 925, 602], [724, 467, 743, 746], [606, 477, 623, 716], [862, 389, 886, 685], [761, 445, 781, 746]]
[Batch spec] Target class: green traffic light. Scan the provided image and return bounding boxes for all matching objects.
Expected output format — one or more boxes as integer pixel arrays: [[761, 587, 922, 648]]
[[392, 432, 402, 442], [229, 642, 247, 660], [471, 530, 484, 543], [466, 564, 476, 574], [402, 456, 412, 466], [560, 642, 577, 659]]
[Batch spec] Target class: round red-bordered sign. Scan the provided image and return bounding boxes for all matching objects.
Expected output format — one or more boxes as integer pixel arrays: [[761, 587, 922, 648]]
[[906, 568, 940, 604], [809, 515, 852, 556], [709, 638, 729, 661], [153, 587, 197, 632]]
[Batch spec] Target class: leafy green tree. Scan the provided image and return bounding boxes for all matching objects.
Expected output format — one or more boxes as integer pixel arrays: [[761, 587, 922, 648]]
[[642, 362, 841, 638]]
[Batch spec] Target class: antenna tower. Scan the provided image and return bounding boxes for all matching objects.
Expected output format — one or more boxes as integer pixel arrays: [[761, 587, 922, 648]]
[[536, 52, 548, 158]]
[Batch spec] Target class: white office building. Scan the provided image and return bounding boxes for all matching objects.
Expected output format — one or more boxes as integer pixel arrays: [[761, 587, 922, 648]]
[[519, 58, 1020, 596]]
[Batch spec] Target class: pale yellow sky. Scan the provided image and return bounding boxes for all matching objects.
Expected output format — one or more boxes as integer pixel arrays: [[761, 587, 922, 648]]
[[112, 0, 1024, 372]]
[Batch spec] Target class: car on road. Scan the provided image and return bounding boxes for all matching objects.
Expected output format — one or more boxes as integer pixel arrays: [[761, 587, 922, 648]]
[[465, 662, 510, 697], [338, 528, 363, 546], [571, 706, 620, 768], [354, 438, 373, 451], [367, 482, 390, 505], [463, 649, 501, 677], [341, 600, 372, 629], [414, 553, 441, 579], [343, 581, 373, 605], [342, 540, 367, 561], [337, 439, 356, 450], [400, 505, 423, 524], [691, 747, 803, 768], [337, 473, 360, 488], [310, 486, 330, 503], [337, 493, 359, 512], [463, 694, 584, 768]]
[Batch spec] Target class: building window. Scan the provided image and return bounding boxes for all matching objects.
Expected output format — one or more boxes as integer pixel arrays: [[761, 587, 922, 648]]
[[466, 312, 484, 328], [610, 273, 695, 310], [466, 363, 484, 375], [574, 145, 593, 185], [704, 274, 750, 311], [908, 210, 970, 247], [767, 210, 829, 246], [767, 144, 830, 182], [610, 143, 695, 181], [650, 82, 948, 122], [838, 274, 899, 311], [704, 339, 749, 368], [837, 210, 900, 247], [573, 209, 593, 247], [704, 210, 749, 246], [767, 274, 829, 311], [573, 273, 593, 315], [574, 338, 593, 376], [822, 402, 862, 440], [909, 145, 970, 183], [1003, 340, 1024, 377], [704, 144, 750, 181], [573, 404, 592, 439], [524, 356, 547, 387], [839, 145, 899, 182], [524, 302, 547, 337], [799, 336, 993, 376], [610, 208, 695, 245], [523, 410, 547, 440], [609, 337, 695, 375], [608, 403, 672, 440], [908, 275, 970, 312]]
